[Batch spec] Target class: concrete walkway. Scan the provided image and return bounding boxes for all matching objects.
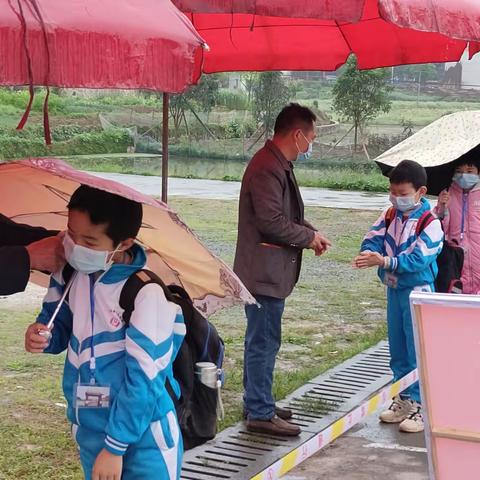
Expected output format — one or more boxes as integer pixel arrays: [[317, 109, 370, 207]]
[[91, 172, 390, 211], [284, 408, 429, 480]]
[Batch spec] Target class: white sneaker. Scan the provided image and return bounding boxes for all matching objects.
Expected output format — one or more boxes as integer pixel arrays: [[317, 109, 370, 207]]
[[399, 402, 424, 433], [379, 396, 412, 424]]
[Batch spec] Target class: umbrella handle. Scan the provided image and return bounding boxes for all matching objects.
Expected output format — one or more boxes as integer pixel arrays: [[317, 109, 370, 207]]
[[45, 270, 78, 330]]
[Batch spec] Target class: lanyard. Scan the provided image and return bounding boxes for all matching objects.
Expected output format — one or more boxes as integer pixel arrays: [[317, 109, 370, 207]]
[[461, 193, 468, 241], [88, 274, 96, 384], [393, 214, 410, 256]]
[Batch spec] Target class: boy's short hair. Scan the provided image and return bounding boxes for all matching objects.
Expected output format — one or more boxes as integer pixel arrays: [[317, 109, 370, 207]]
[[68, 185, 143, 244], [274, 103, 317, 135], [389, 160, 427, 190]]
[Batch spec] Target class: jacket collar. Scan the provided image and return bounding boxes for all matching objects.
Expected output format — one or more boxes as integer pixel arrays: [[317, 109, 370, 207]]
[[265, 140, 292, 171], [99, 243, 146, 285]]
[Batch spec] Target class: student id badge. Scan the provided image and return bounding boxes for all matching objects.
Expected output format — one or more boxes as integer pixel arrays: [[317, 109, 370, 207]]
[[74, 383, 111, 409], [383, 272, 398, 289]]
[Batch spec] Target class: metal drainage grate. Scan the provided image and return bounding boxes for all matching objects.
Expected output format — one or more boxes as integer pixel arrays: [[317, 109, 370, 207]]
[[181, 341, 392, 480]]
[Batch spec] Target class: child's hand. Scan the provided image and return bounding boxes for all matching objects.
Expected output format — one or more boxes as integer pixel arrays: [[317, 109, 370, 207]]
[[25, 323, 50, 353], [92, 449, 123, 480], [353, 252, 384, 269], [438, 189, 450, 207]]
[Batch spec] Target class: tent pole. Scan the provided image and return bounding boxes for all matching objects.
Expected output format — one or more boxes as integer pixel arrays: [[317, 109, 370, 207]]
[[162, 92, 169, 204]]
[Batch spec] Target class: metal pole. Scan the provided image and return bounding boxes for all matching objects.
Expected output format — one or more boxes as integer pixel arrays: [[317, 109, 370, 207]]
[[162, 92, 169, 204]]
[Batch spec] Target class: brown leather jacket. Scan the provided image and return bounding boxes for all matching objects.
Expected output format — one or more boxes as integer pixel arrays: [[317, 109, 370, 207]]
[[233, 140, 316, 299]]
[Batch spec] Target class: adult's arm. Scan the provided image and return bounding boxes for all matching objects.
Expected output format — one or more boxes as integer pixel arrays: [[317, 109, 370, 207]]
[[249, 169, 315, 248], [304, 219, 317, 231], [0, 213, 56, 247], [0, 246, 32, 295], [0, 214, 58, 295]]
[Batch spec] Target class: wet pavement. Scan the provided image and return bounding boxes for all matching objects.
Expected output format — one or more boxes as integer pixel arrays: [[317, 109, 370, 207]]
[[284, 407, 429, 480], [90, 172, 391, 211]]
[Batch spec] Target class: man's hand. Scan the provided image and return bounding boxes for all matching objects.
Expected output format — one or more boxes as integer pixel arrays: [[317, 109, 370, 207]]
[[25, 322, 50, 353], [26, 235, 65, 272], [92, 449, 123, 480], [309, 232, 332, 257], [353, 251, 384, 269]]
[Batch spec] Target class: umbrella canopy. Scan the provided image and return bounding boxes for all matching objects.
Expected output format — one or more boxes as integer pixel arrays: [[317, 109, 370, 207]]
[[0, 159, 254, 316], [173, 0, 365, 22], [380, 0, 480, 42], [174, 0, 477, 72], [375, 111, 480, 196], [0, 0, 206, 93]]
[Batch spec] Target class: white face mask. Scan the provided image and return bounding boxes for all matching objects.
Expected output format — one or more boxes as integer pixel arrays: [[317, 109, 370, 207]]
[[389, 194, 420, 213], [63, 232, 121, 274], [453, 173, 479, 190], [296, 131, 313, 161]]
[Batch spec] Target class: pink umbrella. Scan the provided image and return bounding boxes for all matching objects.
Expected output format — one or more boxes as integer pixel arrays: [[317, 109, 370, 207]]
[[0, 0, 207, 200], [0, 0, 206, 93]]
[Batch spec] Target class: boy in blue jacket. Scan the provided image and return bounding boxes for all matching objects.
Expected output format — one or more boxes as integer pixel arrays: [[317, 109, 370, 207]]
[[25, 185, 185, 480], [353, 160, 443, 433]]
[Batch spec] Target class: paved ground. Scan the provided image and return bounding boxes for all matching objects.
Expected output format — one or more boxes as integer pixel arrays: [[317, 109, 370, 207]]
[[91, 172, 390, 210], [284, 408, 429, 480]]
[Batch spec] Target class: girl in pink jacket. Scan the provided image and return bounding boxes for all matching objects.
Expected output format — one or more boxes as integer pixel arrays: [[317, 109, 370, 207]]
[[436, 158, 480, 294]]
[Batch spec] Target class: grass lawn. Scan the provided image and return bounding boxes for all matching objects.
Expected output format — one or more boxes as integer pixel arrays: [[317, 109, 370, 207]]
[[0, 199, 386, 480]]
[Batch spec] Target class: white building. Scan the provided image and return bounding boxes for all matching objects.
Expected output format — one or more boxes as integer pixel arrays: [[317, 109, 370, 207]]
[[446, 51, 480, 89]]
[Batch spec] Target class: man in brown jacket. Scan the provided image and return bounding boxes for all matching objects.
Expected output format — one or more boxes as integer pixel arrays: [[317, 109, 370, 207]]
[[234, 104, 331, 437]]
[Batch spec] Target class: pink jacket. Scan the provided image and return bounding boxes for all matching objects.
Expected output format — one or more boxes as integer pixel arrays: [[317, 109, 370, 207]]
[[436, 182, 480, 294]]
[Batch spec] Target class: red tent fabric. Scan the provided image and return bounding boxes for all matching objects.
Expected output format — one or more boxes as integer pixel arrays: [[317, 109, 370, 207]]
[[173, 0, 365, 22], [175, 0, 477, 72], [0, 0, 206, 93], [379, 0, 480, 42]]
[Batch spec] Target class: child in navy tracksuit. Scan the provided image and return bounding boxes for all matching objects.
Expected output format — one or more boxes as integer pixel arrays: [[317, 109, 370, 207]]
[[354, 160, 443, 433], [25, 186, 185, 480]]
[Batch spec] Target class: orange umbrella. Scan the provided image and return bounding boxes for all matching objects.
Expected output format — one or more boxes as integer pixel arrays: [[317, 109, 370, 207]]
[[0, 159, 255, 316]]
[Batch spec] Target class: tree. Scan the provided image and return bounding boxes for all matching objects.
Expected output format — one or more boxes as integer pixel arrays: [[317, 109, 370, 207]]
[[189, 74, 220, 116], [333, 56, 393, 151], [251, 72, 293, 138], [169, 74, 220, 134], [396, 64, 439, 83]]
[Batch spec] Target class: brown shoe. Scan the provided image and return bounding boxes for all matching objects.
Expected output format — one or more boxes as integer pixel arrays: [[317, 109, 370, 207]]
[[275, 406, 293, 420], [243, 406, 294, 421], [246, 415, 301, 437]]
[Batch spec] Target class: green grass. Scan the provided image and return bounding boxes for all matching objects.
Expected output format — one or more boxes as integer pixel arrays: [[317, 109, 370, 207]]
[[0, 199, 386, 478]]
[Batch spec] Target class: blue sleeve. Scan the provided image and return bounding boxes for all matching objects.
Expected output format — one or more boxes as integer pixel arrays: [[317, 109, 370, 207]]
[[390, 219, 444, 274], [104, 283, 185, 455], [360, 211, 387, 255], [36, 271, 73, 354]]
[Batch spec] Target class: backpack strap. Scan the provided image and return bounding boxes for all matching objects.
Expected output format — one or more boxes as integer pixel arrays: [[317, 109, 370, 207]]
[[415, 211, 435, 237], [60, 263, 75, 302], [384, 207, 396, 231], [62, 263, 75, 285], [119, 269, 175, 326]]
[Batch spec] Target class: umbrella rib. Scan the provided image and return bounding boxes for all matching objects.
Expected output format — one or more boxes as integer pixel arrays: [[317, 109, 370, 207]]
[[335, 20, 354, 55]]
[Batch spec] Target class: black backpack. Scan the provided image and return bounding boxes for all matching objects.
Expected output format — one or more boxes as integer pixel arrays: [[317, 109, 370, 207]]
[[384, 208, 464, 293], [63, 265, 224, 450]]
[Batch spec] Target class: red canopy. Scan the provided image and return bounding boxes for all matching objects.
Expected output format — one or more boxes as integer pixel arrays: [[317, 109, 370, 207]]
[[380, 0, 480, 42], [0, 0, 206, 93], [173, 0, 365, 22], [175, 0, 477, 72]]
